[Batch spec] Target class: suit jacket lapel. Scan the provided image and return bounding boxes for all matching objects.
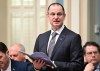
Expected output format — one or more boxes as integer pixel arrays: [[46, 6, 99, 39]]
[[11, 60, 16, 71], [43, 31, 51, 55], [51, 27, 68, 59]]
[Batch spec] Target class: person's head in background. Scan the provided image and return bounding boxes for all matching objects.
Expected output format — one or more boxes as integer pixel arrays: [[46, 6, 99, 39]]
[[47, 3, 66, 31], [83, 41, 100, 65], [0, 42, 9, 70], [9, 43, 26, 62]]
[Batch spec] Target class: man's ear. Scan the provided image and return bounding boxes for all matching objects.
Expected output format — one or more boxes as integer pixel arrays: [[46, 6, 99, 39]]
[[6, 50, 9, 55]]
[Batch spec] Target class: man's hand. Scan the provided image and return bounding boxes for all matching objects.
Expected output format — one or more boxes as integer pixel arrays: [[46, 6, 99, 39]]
[[32, 59, 45, 70], [84, 63, 94, 71]]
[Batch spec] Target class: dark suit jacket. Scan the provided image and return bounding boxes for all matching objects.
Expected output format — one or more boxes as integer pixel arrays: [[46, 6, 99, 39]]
[[11, 59, 34, 71], [34, 26, 84, 71]]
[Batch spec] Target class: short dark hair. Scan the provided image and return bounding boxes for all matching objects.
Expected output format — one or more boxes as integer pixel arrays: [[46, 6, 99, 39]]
[[47, 2, 65, 14], [83, 41, 100, 54], [0, 42, 8, 53]]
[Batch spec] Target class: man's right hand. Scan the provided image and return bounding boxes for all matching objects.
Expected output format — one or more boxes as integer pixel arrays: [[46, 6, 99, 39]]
[[84, 63, 94, 71], [32, 59, 45, 70]]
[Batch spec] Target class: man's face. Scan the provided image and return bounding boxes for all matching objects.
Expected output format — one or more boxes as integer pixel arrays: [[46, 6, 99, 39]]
[[9, 49, 25, 62], [47, 5, 66, 31], [0, 51, 9, 69], [84, 46, 100, 65]]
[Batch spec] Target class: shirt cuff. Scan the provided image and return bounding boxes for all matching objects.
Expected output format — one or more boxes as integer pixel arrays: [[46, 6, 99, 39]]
[[34, 68, 40, 71], [52, 61, 57, 68]]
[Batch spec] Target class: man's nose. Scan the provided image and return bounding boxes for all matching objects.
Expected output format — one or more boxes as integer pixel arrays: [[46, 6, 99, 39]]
[[54, 14, 58, 18], [91, 53, 95, 56]]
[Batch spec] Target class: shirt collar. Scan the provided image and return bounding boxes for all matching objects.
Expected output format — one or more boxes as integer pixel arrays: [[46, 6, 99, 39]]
[[51, 25, 64, 35]]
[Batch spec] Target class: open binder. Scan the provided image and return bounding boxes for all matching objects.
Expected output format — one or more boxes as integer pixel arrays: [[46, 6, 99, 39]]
[[20, 51, 55, 67]]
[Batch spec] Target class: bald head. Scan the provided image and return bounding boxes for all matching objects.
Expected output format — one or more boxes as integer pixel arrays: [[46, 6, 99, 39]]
[[9, 43, 26, 62]]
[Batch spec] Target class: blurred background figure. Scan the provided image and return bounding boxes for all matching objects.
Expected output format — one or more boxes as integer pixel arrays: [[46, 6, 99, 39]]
[[9, 43, 46, 70], [0, 42, 34, 71], [83, 41, 100, 71], [9, 43, 28, 62]]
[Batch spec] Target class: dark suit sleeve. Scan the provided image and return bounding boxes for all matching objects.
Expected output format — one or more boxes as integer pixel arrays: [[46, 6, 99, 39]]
[[34, 34, 40, 52], [27, 62, 35, 71], [11, 60, 35, 71], [54, 34, 84, 71]]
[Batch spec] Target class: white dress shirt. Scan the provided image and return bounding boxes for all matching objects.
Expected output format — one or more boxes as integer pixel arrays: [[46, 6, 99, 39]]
[[47, 25, 64, 52]]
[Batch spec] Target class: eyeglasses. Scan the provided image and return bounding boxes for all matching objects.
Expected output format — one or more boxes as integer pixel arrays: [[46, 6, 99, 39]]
[[49, 12, 63, 17], [86, 51, 99, 56]]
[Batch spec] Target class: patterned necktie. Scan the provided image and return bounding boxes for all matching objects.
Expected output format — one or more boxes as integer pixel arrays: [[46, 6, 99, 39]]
[[48, 32, 57, 57]]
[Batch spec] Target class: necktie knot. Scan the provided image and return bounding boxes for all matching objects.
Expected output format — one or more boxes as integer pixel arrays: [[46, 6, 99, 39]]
[[52, 32, 57, 39]]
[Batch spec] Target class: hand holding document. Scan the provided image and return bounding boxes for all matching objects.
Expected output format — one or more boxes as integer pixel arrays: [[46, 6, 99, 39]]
[[20, 51, 55, 67], [30, 52, 54, 67]]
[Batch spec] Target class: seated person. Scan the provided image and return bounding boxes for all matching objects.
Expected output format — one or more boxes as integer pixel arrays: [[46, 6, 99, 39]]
[[0, 42, 34, 71], [9, 43, 29, 62], [9, 43, 45, 71], [83, 41, 100, 71]]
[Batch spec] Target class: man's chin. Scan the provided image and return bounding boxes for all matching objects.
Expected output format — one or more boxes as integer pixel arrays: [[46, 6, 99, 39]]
[[0, 64, 4, 68], [53, 23, 62, 27], [0, 67, 3, 69]]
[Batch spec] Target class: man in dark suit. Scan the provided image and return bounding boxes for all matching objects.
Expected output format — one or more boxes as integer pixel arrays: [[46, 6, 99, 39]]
[[83, 41, 100, 71], [0, 42, 34, 71], [33, 2, 84, 71]]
